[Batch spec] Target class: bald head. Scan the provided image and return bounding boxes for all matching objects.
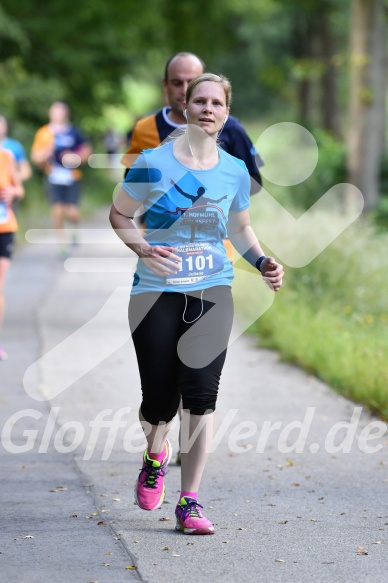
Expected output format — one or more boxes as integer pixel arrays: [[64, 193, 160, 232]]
[[164, 52, 205, 82], [163, 53, 205, 124]]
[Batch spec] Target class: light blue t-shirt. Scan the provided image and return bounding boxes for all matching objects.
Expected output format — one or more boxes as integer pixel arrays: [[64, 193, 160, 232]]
[[0, 137, 27, 162], [122, 140, 250, 294]]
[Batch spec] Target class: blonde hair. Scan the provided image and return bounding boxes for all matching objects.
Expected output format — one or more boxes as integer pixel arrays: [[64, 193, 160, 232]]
[[186, 73, 232, 109]]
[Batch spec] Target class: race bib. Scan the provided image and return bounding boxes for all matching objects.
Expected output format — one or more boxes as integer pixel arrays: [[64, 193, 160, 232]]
[[0, 202, 9, 224], [48, 166, 74, 185], [166, 242, 224, 285]]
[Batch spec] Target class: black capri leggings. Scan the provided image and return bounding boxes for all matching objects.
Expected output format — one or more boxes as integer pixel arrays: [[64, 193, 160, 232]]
[[128, 286, 234, 425]]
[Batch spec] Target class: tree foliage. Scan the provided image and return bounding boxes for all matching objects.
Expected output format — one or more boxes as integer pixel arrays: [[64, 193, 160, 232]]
[[1, 0, 387, 210], [1, 0, 351, 122]]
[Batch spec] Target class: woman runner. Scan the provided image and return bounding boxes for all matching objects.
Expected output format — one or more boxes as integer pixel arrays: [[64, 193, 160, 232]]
[[110, 73, 283, 535]]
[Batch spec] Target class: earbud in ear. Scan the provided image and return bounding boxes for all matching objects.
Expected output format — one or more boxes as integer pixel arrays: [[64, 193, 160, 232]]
[[183, 109, 188, 119]]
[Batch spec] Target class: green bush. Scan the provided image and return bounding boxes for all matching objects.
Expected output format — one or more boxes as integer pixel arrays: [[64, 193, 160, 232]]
[[277, 128, 347, 210]]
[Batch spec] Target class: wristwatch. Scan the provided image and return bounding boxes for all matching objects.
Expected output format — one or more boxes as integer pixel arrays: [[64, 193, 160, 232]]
[[255, 255, 267, 273]]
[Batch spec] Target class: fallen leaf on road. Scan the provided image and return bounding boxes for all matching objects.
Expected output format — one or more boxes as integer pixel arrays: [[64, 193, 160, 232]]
[[356, 546, 368, 555], [126, 565, 138, 570], [102, 563, 110, 567], [112, 498, 121, 502], [159, 517, 171, 521], [162, 547, 169, 551], [292, 483, 300, 487], [275, 558, 285, 563], [278, 520, 288, 524], [372, 541, 382, 545], [105, 552, 112, 555], [285, 459, 295, 467], [97, 521, 105, 526], [69, 514, 77, 518], [172, 554, 180, 557]]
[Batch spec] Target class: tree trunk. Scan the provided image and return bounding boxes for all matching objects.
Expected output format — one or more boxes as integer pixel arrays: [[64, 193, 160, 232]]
[[346, 0, 387, 212], [319, 7, 341, 136], [292, 13, 316, 126]]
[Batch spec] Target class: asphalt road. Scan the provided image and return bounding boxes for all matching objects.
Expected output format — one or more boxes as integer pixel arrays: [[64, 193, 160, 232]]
[[1, 208, 387, 583]]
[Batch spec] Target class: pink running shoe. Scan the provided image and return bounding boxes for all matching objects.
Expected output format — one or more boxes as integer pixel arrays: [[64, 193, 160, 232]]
[[134, 439, 172, 511], [175, 496, 214, 535]]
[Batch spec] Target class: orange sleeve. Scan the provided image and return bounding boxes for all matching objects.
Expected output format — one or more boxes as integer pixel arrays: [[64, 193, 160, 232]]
[[120, 115, 160, 168], [0, 149, 13, 186], [0, 150, 18, 233], [31, 125, 54, 154]]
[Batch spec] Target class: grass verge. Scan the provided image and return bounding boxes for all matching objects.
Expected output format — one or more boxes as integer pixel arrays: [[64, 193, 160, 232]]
[[233, 198, 388, 420]]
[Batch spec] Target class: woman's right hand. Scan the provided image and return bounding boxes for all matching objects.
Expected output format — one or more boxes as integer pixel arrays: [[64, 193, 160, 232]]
[[140, 245, 182, 277]]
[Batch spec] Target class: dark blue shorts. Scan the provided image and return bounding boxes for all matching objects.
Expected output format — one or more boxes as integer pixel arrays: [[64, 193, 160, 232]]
[[0, 232, 14, 259], [46, 180, 81, 205]]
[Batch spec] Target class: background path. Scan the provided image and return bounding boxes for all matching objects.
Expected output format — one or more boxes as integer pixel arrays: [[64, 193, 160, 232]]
[[1, 208, 387, 583]]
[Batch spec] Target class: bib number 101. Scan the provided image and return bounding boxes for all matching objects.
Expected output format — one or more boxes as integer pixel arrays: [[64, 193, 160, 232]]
[[179, 254, 214, 272]]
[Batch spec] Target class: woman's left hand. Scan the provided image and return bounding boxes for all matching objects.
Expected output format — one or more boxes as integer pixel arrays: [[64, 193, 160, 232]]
[[260, 257, 284, 292]]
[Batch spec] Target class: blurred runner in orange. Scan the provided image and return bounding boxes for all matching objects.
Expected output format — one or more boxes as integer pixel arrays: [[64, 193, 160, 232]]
[[0, 148, 24, 360]]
